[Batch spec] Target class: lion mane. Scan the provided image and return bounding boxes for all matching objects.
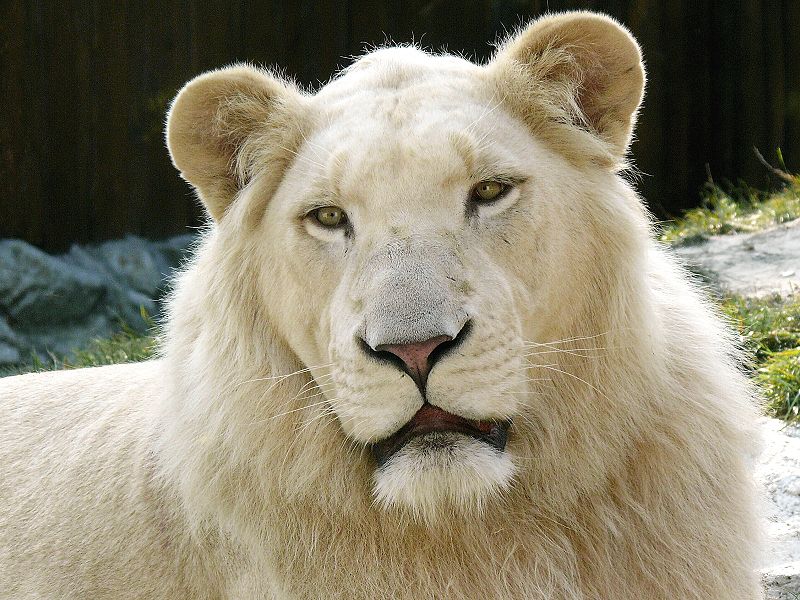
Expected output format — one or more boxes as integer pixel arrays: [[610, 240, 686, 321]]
[[0, 11, 761, 600]]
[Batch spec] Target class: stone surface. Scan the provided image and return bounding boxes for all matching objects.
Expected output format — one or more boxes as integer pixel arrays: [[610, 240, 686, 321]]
[[0, 316, 23, 364], [673, 220, 800, 297], [0, 235, 194, 367], [0, 239, 106, 324], [759, 418, 800, 598], [765, 564, 800, 599]]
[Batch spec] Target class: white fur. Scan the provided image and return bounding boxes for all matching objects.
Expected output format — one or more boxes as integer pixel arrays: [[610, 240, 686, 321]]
[[373, 434, 518, 522], [0, 12, 761, 599]]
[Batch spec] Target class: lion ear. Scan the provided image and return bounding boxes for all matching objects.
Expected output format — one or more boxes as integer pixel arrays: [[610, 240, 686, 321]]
[[166, 65, 306, 221], [490, 12, 645, 165]]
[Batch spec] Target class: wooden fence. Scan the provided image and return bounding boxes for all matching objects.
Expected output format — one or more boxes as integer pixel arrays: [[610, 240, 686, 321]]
[[1, 0, 798, 250]]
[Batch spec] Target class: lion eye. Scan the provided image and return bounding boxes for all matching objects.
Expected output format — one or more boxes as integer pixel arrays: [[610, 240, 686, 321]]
[[472, 180, 508, 203], [312, 206, 348, 228]]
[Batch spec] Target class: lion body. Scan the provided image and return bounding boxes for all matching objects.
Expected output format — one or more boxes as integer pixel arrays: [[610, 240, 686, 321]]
[[0, 12, 761, 599]]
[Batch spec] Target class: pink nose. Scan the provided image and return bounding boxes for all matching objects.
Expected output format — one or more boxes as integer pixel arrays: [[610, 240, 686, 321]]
[[376, 335, 452, 389]]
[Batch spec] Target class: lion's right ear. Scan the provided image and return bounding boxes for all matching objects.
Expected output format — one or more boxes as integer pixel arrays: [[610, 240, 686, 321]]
[[166, 65, 306, 221]]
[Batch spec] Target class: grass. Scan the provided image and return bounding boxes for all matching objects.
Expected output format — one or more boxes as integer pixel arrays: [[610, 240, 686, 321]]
[[660, 177, 800, 245], [2, 317, 157, 377], [659, 158, 800, 419], [63, 323, 157, 368], [720, 294, 800, 419], [661, 161, 800, 420]]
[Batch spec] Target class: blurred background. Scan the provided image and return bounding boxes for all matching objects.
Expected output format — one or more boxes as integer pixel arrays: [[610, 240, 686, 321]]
[[1, 0, 798, 251]]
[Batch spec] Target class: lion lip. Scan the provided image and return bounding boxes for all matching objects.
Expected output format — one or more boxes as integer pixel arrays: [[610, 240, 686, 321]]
[[405, 404, 493, 437], [371, 403, 510, 468]]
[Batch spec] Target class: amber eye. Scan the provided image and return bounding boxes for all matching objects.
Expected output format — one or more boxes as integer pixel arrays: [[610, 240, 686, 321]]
[[472, 180, 508, 203], [312, 206, 348, 228]]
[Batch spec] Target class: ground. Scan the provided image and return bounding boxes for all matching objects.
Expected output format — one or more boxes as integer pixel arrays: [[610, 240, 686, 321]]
[[669, 199, 800, 597]]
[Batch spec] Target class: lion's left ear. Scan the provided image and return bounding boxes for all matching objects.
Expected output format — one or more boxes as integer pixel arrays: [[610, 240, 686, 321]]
[[489, 12, 645, 165]]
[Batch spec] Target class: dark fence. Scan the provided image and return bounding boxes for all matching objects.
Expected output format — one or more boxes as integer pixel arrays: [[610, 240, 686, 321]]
[[1, 0, 798, 251]]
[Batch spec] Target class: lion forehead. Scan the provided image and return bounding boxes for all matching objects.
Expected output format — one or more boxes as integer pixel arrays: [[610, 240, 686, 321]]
[[311, 48, 487, 126], [321, 47, 480, 94]]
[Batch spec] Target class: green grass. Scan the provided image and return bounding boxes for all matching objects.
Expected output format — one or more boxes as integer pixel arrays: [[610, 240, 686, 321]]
[[757, 348, 800, 420], [660, 179, 800, 245], [63, 323, 157, 368], [720, 294, 800, 419], [659, 163, 800, 419], [721, 294, 800, 360], [2, 319, 157, 378]]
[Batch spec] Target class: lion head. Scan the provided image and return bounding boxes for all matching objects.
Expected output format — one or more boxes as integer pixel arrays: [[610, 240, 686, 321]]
[[164, 12, 647, 523]]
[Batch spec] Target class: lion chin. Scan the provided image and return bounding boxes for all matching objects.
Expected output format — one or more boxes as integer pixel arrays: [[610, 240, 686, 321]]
[[370, 404, 516, 520], [373, 434, 517, 520]]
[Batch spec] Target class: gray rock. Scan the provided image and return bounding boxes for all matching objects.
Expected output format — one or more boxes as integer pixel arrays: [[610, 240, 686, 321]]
[[675, 220, 800, 600], [0, 239, 106, 324], [673, 220, 800, 297], [764, 561, 800, 599], [21, 313, 116, 360], [0, 235, 195, 368], [67, 235, 191, 298], [155, 235, 196, 269], [677, 221, 800, 599], [759, 417, 800, 599], [64, 244, 156, 328], [0, 316, 23, 364]]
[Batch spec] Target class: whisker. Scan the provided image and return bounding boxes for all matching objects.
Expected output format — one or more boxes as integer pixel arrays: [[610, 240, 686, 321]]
[[295, 374, 333, 398], [286, 387, 334, 406], [523, 344, 612, 353], [299, 129, 333, 159], [505, 383, 550, 392], [250, 398, 334, 426], [522, 331, 612, 347], [286, 388, 326, 405], [464, 91, 503, 136], [276, 144, 327, 171], [296, 407, 338, 436], [508, 363, 558, 374], [233, 362, 334, 390], [526, 362, 609, 400], [522, 347, 607, 359]]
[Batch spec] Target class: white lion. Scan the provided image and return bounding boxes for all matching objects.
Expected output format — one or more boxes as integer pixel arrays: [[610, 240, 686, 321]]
[[0, 11, 761, 599]]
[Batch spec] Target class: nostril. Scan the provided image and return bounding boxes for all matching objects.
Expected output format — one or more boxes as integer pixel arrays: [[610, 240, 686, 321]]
[[368, 320, 472, 391], [428, 319, 471, 366]]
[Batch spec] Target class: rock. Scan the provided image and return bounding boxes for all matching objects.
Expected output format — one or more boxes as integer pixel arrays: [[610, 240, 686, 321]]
[[765, 562, 800, 598], [758, 417, 800, 596], [21, 313, 116, 360], [67, 234, 194, 298], [64, 243, 157, 327], [0, 235, 194, 367], [0, 316, 24, 364], [673, 220, 800, 297], [0, 239, 106, 324], [670, 221, 800, 597]]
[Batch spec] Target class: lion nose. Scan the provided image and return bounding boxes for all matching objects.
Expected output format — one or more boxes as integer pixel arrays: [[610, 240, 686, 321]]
[[375, 335, 452, 389]]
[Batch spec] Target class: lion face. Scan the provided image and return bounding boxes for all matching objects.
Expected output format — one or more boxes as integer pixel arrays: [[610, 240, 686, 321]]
[[166, 14, 645, 519], [256, 52, 561, 514]]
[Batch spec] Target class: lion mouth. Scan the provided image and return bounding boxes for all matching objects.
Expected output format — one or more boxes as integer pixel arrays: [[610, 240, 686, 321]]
[[371, 403, 510, 467]]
